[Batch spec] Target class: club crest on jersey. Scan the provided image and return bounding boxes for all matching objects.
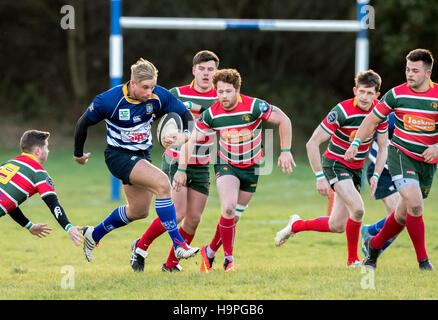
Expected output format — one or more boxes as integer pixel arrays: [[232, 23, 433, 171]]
[[327, 111, 338, 124], [259, 102, 269, 113], [146, 103, 153, 114], [242, 114, 251, 122], [88, 103, 94, 112], [46, 176, 55, 188], [119, 109, 130, 120], [431, 101, 438, 110]]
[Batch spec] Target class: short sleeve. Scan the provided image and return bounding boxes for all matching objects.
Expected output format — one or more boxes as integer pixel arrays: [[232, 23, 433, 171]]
[[35, 171, 56, 198], [373, 90, 397, 120], [156, 86, 186, 117], [85, 95, 107, 123], [252, 99, 273, 121], [195, 110, 214, 134], [320, 104, 343, 135]]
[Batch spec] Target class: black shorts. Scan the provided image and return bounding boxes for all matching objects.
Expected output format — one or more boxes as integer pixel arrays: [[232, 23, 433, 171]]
[[366, 162, 397, 200], [104, 146, 152, 185]]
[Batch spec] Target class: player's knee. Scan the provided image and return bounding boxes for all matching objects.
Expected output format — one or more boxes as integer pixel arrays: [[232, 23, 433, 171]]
[[223, 204, 236, 218], [351, 208, 364, 221], [409, 204, 423, 217], [155, 178, 172, 198]]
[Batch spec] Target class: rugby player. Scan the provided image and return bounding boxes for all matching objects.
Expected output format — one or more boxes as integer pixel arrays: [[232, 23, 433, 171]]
[[130, 50, 221, 272], [1, 130, 83, 245], [345, 49, 438, 270], [177, 68, 295, 272], [276, 70, 388, 267], [73, 58, 199, 262]]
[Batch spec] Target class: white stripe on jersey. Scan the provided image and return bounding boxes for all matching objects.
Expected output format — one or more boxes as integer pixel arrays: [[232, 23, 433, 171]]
[[11, 160, 46, 173], [0, 203, 8, 214], [9, 181, 29, 197], [16, 172, 36, 187], [105, 117, 155, 151], [219, 138, 262, 156], [40, 191, 57, 198]]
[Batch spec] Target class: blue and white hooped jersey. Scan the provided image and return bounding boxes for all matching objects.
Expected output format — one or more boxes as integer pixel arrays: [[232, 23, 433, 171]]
[[369, 112, 395, 168], [85, 83, 186, 151]]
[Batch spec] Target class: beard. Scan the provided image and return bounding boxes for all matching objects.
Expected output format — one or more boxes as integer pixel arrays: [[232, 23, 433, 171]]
[[220, 97, 238, 110], [407, 77, 426, 90]]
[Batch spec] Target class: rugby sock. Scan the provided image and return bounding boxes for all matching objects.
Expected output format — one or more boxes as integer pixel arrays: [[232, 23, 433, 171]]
[[371, 211, 404, 249], [165, 227, 194, 268], [155, 198, 185, 248], [219, 216, 235, 261], [368, 216, 396, 255], [346, 218, 361, 263], [209, 224, 223, 252], [291, 216, 331, 233], [208, 205, 246, 254], [92, 206, 131, 242], [136, 217, 166, 250], [367, 217, 388, 235], [405, 214, 428, 262]]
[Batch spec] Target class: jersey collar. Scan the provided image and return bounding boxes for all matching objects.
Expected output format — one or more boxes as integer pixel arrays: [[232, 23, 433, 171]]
[[189, 80, 215, 92], [123, 82, 142, 104], [21, 152, 39, 163]]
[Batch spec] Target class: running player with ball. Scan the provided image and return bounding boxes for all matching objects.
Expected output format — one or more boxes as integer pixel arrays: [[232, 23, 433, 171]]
[[73, 58, 199, 262], [131, 51, 220, 272]]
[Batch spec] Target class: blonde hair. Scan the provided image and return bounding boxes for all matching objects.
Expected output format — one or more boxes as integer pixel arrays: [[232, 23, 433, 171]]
[[130, 58, 158, 83]]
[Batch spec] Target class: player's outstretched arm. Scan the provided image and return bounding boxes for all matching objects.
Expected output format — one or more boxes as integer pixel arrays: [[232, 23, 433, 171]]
[[344, 113, 382, 162], [8, 207, 52, 237], [42, 195, 84, 246], [266, 106, 296, 174], [29, 223, 52, 238]]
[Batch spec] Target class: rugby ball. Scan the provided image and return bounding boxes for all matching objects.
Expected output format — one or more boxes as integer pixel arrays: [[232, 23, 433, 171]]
[[156, 112, 183, 147]]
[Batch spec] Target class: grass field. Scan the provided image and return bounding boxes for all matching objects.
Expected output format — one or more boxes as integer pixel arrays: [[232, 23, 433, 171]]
[[0, 144, 437, 301]]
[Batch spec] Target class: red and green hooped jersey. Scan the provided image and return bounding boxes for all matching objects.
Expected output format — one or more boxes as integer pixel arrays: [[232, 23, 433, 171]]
[[195, 94, 273, 169], [320, 97, 388, 170], [372, 81, 438, 163], [0, 153, 56, 215], [166, 83, 218, 165]]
